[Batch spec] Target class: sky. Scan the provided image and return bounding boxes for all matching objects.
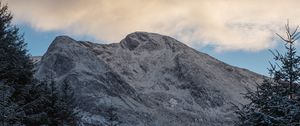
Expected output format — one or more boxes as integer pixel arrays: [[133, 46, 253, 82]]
[[5, 0, 300, 75]]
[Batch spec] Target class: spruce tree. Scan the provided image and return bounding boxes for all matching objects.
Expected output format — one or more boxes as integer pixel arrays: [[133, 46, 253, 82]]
[[0, 2, 33, 86], [0, 2, 33, 125], [235, 22, 300, 126]]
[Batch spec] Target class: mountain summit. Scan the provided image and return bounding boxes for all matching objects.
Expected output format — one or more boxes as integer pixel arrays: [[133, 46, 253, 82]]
[[34, 32, 262, 126]]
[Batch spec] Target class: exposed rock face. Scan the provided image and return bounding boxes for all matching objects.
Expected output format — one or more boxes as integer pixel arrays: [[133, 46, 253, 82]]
[[34, 32, 262, 126]]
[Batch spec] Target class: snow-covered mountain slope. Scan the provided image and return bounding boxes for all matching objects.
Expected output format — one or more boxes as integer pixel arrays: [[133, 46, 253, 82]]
[[34, 32, 262, 126]]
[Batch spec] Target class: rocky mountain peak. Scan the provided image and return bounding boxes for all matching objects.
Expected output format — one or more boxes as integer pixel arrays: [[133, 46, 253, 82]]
[[46, 35, 78, 53], [34, 32, 262, 126], [120, 32, 182, 51], [51, 35, 76, 46]]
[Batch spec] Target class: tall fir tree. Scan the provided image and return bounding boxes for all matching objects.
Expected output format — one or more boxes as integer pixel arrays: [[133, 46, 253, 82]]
[[0, 2, 33, 125], [235, 22, 300, 126], [0, 2, 33, 86]]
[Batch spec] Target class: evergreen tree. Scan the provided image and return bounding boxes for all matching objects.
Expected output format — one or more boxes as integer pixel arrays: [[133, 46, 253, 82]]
[[42, 81, 78, 126], [21, 80, 78, 126], [22, 80, 52, 125], [0, 2, 34, 125], [235, 22, 300, 126], [0, 2, 78, 125], [0, 2, 33, 86], [0, 82, 23, 126], [57, 81, 78, 125]]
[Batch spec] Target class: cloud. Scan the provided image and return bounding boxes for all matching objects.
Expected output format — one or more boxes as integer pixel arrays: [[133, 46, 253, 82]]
[[6, 0, 300, 51]]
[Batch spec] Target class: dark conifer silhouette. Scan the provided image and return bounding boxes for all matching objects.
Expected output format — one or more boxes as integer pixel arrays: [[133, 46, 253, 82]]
[[235, 22, 300, 126]]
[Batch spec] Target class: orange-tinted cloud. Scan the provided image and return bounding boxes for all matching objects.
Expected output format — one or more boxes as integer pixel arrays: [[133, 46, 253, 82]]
[[6, 0, 300, 51]]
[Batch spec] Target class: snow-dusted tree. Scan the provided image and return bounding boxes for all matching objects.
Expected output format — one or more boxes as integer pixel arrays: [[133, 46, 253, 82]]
[[0, 82, 24, 126], [235, 22, 300, 126]]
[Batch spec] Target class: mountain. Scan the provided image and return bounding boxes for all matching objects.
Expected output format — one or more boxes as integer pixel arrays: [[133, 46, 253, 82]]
[[34, 32, 262, 126]]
